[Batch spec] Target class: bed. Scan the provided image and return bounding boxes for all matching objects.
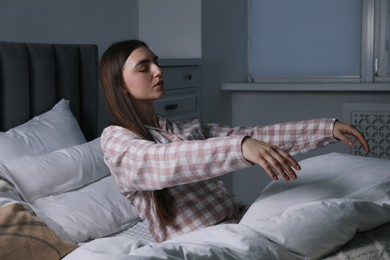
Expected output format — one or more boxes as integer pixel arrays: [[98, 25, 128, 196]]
[[0, 41, 389, 260]]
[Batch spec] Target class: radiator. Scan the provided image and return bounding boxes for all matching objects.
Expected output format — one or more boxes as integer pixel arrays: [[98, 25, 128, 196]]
[[344, 103, 390, 159]]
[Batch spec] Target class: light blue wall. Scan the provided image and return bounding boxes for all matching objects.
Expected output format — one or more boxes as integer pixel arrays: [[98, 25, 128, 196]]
[[201, 0, 248, 191], [0, 0, 138, 58], [139, 0, 201, 59], [0, 0, 139, 132], [201, 1, 247, 125]]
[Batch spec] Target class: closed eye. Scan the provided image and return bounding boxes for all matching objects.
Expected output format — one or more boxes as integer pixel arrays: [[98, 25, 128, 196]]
[[138, 66, 149, 72]]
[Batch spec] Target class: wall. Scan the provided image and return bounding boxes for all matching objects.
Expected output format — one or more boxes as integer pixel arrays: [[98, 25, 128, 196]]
[[139, 0, 248, 191], [138, 0, 201, 59], [138, 0, 248, 124], [228, 88, 390, 204], [0, 0, 139, 132], [201, 0, 248, 191], [0, 0, 138, 58]]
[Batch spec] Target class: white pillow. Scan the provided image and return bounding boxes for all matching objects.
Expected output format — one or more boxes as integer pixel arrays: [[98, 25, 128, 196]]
[[0, 177, 14, 192], [2, 138, 108, 202], [240, 153, 390, 259], [0, 99, 86, 160], [0, 189, 25, 208], [33, 176, 139, 243], [2, 137, 139, 243], [0, 99, 86, 201]]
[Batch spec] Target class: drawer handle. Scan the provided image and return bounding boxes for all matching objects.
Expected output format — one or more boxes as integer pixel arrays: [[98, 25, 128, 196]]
[[164, 104, 178, 111], [185, 74, 192, 81]]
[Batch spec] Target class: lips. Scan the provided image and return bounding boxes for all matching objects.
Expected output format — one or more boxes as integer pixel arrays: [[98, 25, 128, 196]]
[[155, 80, 164, 87]]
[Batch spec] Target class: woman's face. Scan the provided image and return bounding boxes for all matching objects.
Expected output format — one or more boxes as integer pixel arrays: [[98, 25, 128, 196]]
[[122, 46, 164, 102]]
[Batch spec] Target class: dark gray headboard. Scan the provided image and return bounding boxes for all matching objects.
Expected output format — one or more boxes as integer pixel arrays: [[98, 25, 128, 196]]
[[0, 42, 98, 140]]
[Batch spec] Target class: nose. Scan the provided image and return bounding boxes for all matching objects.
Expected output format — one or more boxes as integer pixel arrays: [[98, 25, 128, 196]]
[[152, 63, 163, 78]]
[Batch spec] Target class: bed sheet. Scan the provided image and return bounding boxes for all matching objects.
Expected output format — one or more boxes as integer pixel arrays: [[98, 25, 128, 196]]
[[65, 222, 302, 260], [109, 220, 154, 246], [69, 218, 390, 260], [64, 152, 390, 260], [323, 221, 390, 259], [1, 151, 389, 260]]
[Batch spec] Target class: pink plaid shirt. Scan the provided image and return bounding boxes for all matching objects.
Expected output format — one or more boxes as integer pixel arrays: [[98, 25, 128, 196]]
[[101, 117, 336, 242]]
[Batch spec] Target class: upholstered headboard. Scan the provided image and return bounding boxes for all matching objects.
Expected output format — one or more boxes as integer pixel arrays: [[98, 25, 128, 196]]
[[0, 42, 98, 140]]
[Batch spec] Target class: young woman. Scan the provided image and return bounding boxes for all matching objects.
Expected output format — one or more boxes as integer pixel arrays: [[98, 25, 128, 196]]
[[100, 39, 369, 243]]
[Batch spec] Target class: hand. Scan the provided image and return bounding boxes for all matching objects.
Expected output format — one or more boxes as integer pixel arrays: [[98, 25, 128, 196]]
[[333, 120, 370, 153], [241, 137, 301, 181]]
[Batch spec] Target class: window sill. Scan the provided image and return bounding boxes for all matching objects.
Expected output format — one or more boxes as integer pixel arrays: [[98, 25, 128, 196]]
[[221, 82, 390, 92]]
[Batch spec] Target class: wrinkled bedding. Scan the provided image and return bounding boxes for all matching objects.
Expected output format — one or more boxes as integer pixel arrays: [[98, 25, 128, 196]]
[[63, 152, 390, 260], [64, 224, 302, 260], [324, 221, 390, 259]]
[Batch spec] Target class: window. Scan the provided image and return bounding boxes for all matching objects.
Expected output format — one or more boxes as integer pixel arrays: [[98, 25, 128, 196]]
[[248, 0, 390, 83], [374, 0, 390, 80]]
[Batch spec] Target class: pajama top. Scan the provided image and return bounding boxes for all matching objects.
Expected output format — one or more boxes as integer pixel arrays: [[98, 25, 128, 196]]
[[100, 117, 337, 242]]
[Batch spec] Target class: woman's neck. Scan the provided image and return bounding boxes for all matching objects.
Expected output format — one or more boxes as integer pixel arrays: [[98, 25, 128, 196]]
[[133, 100, 159, 128]]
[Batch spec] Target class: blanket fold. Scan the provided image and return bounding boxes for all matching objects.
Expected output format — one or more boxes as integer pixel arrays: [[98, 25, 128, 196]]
[[0, 203, 78, 260]]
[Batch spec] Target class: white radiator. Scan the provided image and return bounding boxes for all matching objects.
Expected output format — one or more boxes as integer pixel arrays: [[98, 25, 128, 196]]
[[343, 103, 390, 159]]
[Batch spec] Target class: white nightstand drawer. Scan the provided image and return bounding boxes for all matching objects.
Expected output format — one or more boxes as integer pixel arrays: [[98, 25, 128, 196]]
[[162, 66, 201, 90], [155, 88, 200, 120]]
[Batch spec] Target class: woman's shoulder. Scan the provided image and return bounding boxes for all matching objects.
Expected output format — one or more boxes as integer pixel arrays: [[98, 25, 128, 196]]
[[102, 124, 125, 133], [101, 124, 139, 140]]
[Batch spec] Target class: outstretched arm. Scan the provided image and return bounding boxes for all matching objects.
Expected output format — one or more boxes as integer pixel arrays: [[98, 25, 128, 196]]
[[240, 119, 369, 182], [101, 126, 252, 193], [204, 118, 337, 155]]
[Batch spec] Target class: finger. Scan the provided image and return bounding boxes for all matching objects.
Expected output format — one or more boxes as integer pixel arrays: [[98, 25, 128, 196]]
[[263, 152, 294, 181], [258, 154, 292, 181], [268, 149, 299, 180], [277, 149, 301, 171], [334, 129, 354, 147], [342, 135, 354, 147], [272, 161, 291, 181], [272, 157, 295, 181], [350, 129, 370, 153], [259, 159, 280, 181], [336, 127, 370, 153]]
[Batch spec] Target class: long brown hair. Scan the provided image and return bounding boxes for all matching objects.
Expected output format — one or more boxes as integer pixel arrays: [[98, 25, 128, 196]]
[[100, 40, 174, 224]]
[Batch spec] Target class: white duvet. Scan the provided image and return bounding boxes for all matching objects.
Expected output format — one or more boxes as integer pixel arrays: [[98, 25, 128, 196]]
[[64, 152, 390, 259]]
